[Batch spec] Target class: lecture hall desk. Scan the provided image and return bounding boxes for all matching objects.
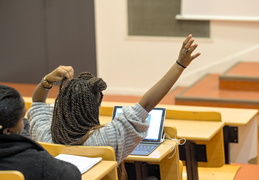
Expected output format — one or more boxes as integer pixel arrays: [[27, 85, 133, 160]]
[[100, 101, 258, 165], [125, 139, 180, 180], [81, 160, 118, 180], [158, 104, 258, 165], [99, 103, 226, 180], [100, 114, 181, 180], [23, 99, 256, 179]]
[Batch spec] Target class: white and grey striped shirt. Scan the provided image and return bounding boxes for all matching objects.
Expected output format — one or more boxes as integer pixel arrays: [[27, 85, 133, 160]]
[[27, 102, 149, 163]]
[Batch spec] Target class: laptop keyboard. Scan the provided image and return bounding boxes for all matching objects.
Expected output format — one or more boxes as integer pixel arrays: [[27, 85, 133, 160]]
[[130, 144, 159, 156]]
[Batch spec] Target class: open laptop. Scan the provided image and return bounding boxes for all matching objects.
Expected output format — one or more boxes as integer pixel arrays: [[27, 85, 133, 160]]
[[112, 106, 166, 156]]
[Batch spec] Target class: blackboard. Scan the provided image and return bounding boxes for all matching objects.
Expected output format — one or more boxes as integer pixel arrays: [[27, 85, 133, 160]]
[[128, 0, 210, 38]]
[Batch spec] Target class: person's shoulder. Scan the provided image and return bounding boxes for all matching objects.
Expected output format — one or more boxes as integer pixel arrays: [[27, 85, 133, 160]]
[[41, 150, 81, 180]]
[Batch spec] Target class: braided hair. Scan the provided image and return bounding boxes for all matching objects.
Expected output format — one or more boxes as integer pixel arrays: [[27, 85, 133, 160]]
[[51, 72, 107, 145]]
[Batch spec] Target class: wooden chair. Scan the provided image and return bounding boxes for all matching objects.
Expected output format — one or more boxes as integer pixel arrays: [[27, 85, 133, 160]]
[[99, 104, 183, 180], [38, 142, 118, 180], [163, 126, 183, 180], [38, 142, 116, 161], [165, 109, 225, 167], [165, 109, 222, 122], [99, 106, 183, 179], [23, 97, 55, 111], [164, 109, 240, 180], [0, 171, 24, 180]]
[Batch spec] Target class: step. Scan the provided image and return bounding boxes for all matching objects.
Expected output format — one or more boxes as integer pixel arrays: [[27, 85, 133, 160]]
[[219, 62, 259, 91], [175, 74, 259, 109]]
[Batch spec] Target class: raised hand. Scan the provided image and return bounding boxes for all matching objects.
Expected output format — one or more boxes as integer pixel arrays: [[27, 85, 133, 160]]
[[177, 34, 201, 68]]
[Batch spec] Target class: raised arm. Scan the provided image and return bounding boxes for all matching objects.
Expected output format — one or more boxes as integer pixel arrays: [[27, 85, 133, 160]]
[[139, 34, 201, 112], [32, 65, 74, 102]]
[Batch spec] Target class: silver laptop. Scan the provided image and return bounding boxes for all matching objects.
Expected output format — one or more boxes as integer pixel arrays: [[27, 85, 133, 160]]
[[112, 106, 166, 156]]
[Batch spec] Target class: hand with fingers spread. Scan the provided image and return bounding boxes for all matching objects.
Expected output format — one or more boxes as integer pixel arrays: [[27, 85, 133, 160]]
[[176, 34, 201, 68]]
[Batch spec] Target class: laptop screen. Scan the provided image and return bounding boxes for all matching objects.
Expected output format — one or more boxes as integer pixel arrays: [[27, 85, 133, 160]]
[[112, 106, 166, 142]]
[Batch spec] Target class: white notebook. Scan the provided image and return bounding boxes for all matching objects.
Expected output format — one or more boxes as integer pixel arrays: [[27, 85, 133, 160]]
[[55, 154, 102, 174]]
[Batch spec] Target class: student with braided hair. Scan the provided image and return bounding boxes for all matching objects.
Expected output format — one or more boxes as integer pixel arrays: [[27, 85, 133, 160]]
[[28, 34, 201, 178], [51, 72, 107, 145]]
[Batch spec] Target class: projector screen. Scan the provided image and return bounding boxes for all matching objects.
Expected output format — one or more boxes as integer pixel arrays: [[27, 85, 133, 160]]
[[178, 0, 259, 21]]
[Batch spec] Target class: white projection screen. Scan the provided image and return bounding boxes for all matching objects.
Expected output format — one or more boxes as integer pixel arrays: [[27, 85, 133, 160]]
[[178, 0, 259, 21]]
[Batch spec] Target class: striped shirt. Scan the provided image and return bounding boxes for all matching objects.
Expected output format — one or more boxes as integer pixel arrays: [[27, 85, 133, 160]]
[[27, 102, 149, 163]]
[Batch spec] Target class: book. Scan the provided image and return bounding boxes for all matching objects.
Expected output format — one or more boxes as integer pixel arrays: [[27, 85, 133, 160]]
[[55, 154, 102, 174]]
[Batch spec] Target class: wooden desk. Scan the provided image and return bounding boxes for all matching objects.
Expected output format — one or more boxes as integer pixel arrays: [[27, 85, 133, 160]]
[[100, 115, 182, 180], [165, 119, 224, 141], [98, 102, 236, 180], [38, 142, 118, 180], [125, 139, 180, 180], [99, 102, 225, 168], [26, 100, 246, 179], [157, 104, 258, 165], [164, 119, 225, 168], [100, 101, 258, 165], [100, 115, 218, 180], [82, 160, 118, 180], [182, 165, 240, 180]]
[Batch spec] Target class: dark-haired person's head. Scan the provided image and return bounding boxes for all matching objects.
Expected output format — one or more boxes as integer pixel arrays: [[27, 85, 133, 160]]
[[0, 85, 25, 135], [51, 72, 107, 145]]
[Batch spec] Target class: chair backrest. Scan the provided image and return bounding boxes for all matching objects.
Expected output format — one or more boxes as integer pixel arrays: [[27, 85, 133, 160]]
[[0, 171, 24, 180], [99, 104, 222, 121], [164, 126, 178, 139], [23, 97, 55, 111], [166, 109, 222, 122], [38, 142, 116, 161], [100, 106, 115, 116]]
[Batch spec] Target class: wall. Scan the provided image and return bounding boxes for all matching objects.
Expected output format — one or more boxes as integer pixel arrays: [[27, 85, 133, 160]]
[[95, 0, 259, 96], [0, 0, 97, 84]]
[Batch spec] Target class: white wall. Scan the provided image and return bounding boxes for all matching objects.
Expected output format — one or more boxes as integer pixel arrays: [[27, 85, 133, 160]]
[[94, 0, 259, 96]]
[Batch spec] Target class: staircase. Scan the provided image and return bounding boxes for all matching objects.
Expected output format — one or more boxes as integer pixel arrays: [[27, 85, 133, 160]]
[[175, 61, 259, 109]]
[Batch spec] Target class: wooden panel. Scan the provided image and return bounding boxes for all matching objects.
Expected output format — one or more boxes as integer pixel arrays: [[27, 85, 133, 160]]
[[219, 77, 259, 91], [166, 109, 221, 122], [45, 0, 97, 76], [0, 0, 97, 83], [38, 142, 116, 161], [182, 164, 240, 180], [0, 171, 24, 180], [195, 129, 225, 167], [0, 0, 47, 83], [81, 161, 118, 180]]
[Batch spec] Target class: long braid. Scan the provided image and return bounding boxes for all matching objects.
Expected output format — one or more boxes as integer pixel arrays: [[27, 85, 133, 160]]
[[51, 72, 107, 145]]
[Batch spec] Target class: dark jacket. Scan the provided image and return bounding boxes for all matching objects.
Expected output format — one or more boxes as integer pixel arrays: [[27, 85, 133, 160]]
[[0, 134, 81, 180]]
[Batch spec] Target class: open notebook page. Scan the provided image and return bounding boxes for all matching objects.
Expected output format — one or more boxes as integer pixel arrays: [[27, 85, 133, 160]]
[[55, 154, 102, 174]]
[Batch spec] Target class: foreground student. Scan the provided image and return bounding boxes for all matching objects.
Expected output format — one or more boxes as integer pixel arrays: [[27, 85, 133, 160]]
[[0, 85, 81, 180], [28, 34, 201, 179]]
